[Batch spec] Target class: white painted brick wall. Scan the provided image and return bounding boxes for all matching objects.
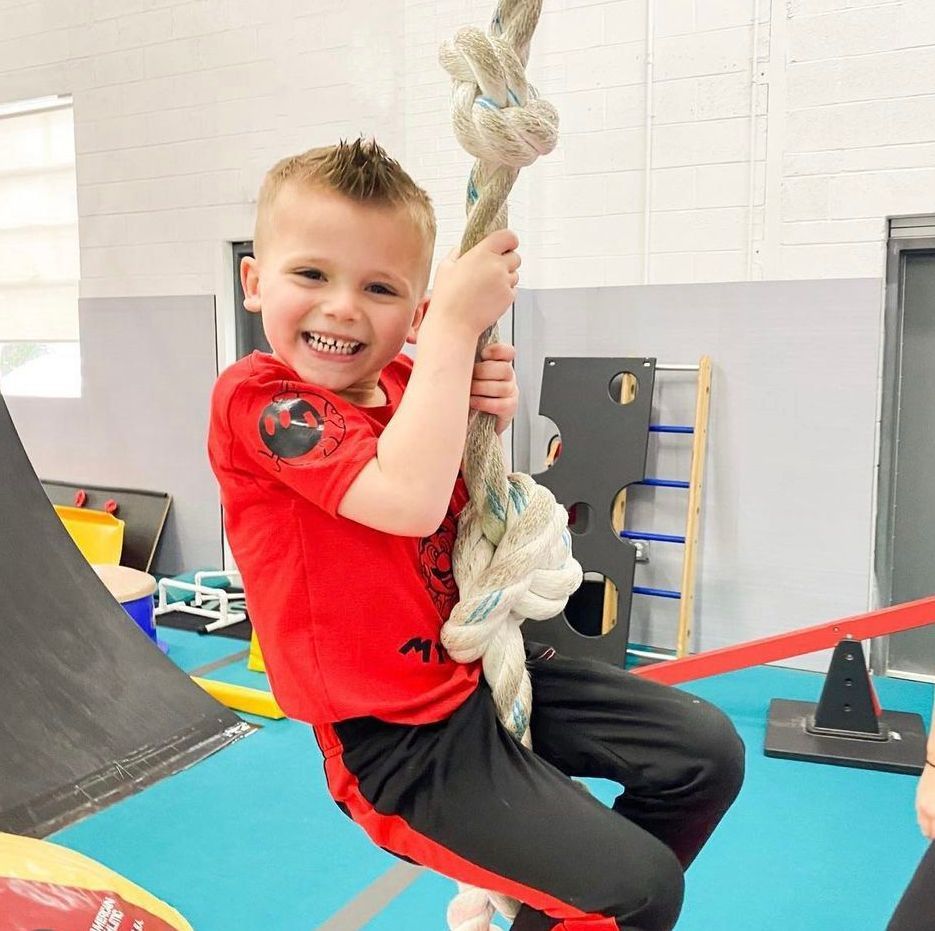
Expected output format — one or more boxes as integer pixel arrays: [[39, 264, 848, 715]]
[[1, 0, 934, 297]]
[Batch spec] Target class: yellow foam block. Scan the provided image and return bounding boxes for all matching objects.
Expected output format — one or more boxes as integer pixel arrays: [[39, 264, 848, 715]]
[[247, 629, 267, 673], [191, 676, 284, 719]]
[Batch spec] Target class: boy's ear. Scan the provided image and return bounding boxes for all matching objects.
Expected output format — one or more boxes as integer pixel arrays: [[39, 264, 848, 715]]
[[240, 255, 261, 313], [405, 297, 430, 344]]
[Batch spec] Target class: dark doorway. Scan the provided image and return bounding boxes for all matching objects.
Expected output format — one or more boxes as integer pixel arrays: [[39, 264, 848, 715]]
[[232, 241, 270, 358], [877, 226, 935, 678]]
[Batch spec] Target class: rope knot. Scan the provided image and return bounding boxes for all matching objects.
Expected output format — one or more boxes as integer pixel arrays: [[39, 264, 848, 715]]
[[440, 25, 559, 169], [442, 475, 582, 733]]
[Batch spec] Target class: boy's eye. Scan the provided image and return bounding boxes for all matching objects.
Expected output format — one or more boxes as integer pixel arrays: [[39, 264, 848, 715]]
[[368, 283, 397, 296], [298, 269, 324, 280]]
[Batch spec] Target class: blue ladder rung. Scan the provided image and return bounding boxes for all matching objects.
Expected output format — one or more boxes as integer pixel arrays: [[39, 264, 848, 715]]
[[636, 478, 690, 489], [621, 531, 686, 544], [633, 586, 682, 600], [649, 425, 694, 434]]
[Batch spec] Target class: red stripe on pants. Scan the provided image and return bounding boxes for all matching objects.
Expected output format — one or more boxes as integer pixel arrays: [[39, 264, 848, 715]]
[[316, 723, 619, 930]]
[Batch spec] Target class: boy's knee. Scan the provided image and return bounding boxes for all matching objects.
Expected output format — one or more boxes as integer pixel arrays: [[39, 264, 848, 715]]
[[616, 842, 685, 931], [515, 844, 684, 931], [686, 698, 746, 803], [579, 838, 683, 931]]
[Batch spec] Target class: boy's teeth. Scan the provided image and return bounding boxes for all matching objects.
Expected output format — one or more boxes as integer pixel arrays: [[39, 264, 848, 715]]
[[304, 332, 362, 355]]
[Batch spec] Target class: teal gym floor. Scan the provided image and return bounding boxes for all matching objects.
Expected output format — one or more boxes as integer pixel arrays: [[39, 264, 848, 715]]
[[52, 627, 932, 930]]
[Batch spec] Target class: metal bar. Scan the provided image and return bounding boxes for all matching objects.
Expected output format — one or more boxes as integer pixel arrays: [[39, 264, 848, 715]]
[[636, 478, 690, 488], [632, 595, 935, 686], [656, 363, 701, 372], [633, 585, 682, 600], [621, 531, 686, 544], [650, 425, 694, 434]]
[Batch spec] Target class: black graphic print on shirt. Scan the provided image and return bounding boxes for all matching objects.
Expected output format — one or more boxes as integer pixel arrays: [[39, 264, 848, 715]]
[[257, 386, 347, 467]]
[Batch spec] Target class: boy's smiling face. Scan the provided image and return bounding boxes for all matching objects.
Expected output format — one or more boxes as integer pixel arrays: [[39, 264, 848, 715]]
[[242, 182, 431, 406]]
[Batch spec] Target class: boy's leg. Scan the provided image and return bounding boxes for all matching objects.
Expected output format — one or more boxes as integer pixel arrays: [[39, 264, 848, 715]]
[[887, 842, 935, 930], [318, 683, 685, 931], [524, 642, 746, 868]]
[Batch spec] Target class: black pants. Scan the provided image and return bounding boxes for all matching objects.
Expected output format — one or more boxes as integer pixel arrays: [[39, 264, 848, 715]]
[[888, 841, 935, 930], [314, 643, 745, 930]]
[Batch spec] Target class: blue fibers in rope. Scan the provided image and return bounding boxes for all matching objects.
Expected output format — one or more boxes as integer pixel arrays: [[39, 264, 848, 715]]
[[511, 698, 529, 737], [477, 89, 519, 110], [467, 590, 503, 624], [486, 483, 506, 520], [508, 479, 528, 515]]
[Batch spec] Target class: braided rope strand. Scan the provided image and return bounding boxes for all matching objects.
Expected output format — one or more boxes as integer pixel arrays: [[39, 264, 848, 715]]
[[438, 3, 581, 928]]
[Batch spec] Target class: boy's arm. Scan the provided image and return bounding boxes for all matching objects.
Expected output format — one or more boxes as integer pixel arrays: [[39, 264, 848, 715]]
[[338, 229, 519, 538], [338, 313, 476, 537]]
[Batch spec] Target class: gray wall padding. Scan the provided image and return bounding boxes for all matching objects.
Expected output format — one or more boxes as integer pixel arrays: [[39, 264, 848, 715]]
[[6, 295, 221, 576], [4, 280, 884, 673], [513, 279, 883, 672]]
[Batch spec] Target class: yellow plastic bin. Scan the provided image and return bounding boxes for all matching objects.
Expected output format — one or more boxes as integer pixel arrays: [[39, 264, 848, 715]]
[[55, 505, 124, 565]]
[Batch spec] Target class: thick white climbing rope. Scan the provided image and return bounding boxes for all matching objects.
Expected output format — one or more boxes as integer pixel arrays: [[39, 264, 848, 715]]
[[438, 3, 582, 928]]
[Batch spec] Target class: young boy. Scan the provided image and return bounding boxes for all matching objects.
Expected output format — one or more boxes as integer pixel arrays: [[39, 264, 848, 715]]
[[208, 139, 745, 931]]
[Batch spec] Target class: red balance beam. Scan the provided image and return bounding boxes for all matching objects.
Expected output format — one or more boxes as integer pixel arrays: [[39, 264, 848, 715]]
[[632, 595, 935, 686]]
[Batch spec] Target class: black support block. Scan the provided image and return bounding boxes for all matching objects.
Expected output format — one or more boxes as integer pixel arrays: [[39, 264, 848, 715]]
[[764, 640, 926, 775]]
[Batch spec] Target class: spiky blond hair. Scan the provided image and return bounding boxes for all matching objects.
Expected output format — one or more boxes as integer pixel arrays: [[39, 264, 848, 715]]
[[253, 138, 436, 276]]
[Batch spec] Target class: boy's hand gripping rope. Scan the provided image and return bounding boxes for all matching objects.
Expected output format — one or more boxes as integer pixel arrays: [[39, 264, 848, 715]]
[[439, 3, 583, 927]]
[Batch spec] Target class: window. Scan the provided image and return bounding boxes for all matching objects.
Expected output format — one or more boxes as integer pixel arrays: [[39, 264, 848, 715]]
[[0, 95, 80, 398]]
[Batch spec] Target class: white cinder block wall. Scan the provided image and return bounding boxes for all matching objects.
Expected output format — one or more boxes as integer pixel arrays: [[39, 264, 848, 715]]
[[2, 0, 935, 299]]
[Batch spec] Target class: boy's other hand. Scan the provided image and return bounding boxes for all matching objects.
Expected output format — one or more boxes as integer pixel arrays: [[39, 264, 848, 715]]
[[430, 229, 520, 337], [470, 342, 518, 435]]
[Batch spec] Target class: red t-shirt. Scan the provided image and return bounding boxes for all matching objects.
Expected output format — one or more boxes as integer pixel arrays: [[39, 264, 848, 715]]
[[207, 351, 481, 725]]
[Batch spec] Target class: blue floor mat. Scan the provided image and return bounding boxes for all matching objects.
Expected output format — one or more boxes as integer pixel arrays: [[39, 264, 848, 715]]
[[54, 716, 398, 930], [371, 668, 933, 931], [155, 625, 248, 673], [50, 632, 934, 931]]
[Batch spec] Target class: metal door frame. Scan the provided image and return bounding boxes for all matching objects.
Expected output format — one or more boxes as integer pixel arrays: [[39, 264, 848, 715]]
[[872, 227, 935, 679]]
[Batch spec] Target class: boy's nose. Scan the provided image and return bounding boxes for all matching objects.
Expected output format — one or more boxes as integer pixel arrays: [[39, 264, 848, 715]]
[[322, 291, 359, 320]]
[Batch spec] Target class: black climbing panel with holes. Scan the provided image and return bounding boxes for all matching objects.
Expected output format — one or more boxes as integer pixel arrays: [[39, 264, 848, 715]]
[[531, 357, 656, 665]]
